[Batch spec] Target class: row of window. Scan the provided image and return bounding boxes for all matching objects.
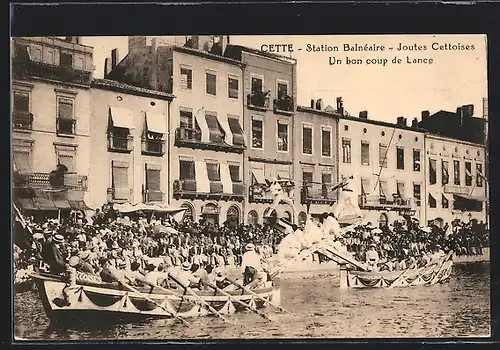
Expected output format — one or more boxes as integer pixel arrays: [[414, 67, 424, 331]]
[[15, 42, 82, 70], [429, 159, 484, 187], [180, 67, 240, 99], [179, 160, 241, 183], [13, 90, 76, 135], [341, 138, 421, 171], [251, 118, 333, 155]]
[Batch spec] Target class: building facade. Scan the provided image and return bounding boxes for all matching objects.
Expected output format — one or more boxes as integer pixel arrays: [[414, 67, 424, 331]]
[[295, 104, 340, 224], [88, 79, 174, 210], [224, 45, 298, 225], [107, 36, 246, 225], [338, 112, 426, 226], [12, 36, 93, 214], [424, 134, 488, 226]]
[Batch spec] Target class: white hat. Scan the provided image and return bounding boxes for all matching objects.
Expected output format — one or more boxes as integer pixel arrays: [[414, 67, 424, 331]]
[[181, 261, 192, 271], [53, 234, 64, 243], [371, 228, 383, 234], [68, 256, 80, 267], [245, 243, 255, 251]]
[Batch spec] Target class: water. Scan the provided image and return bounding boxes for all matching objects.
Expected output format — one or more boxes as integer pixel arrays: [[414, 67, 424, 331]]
[[13, 262, 490, 340]]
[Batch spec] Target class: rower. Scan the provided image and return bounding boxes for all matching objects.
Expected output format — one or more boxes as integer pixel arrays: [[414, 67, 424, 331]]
[[175, 261, 201, 289], [365, 243, 380, 272], [241, 243, 267, 288]]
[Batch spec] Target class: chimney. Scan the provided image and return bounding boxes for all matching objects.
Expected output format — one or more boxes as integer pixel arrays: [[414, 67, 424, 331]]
[[421, 110, 430, 121], [462, 104, 474, 118], [359, 111, 368, 119], [336, 97, 344, 115], [396, 117, 407, 126], [104, 57, 109, 77], [411, 118, 419, 128], [310, 99, 315, 109], [315, 99, 323, 110], [111, 48, 119, 69]]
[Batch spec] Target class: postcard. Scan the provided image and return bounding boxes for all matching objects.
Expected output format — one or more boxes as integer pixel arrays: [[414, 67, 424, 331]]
[[12, 34, 490, 340]]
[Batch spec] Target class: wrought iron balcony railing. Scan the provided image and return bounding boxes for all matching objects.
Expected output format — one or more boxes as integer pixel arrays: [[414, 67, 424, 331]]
[[12, 59, 92, 86], [107, 134, 133, 153], [56, 118, 76, 136], [141, 138, 165, 156], [247, 92, 269, 111], [12, 112, 33, 131], [174, 127, 245, 154], [301, 185, 337, 204], [14, 172, 88, 191], [107, 187, 130, 203], [273, 97, 294, 115], [358, 195, 412, 209], [173, 179, 244, 201]]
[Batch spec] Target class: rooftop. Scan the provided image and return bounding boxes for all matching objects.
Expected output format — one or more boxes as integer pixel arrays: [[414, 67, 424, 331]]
[[92, 78, 175, 100], [174, 46, 246, 67]]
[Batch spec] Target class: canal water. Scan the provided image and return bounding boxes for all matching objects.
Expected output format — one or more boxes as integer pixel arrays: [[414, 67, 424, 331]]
[[13, 261, 490, 340]]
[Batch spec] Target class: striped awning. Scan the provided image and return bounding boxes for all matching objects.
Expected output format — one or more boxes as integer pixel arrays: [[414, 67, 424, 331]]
[[17, 198, 37, 211]]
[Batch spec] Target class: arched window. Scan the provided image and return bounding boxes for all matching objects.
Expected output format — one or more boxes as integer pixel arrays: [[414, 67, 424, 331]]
[[202, 203, 219, 225], [180, 203, 195, 222], [379, 213, 388, 228], [247, 210, 259, 226], [283, 210, 292, 223], [298, 211, 307, 225], [226, 205, 241, 224]]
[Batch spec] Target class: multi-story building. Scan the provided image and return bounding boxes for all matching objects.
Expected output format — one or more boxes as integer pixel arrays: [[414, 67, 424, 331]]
[[89, 76, 174, 210], [106, 36, 246, 225], [295, 101, 340, 224], [224, 44, 297, 225], [11, 36, 93, 215], [337, 108, 426, 226], [418, 106, 488, 226]]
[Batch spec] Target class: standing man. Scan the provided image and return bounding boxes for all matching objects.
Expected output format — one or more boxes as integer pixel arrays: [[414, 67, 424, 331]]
[[332, 175, 363, 221], [42, 234, 67, 274], [265, 177, 297, 219], [365, 243, 380, 272], [241, 243, 266, 287]]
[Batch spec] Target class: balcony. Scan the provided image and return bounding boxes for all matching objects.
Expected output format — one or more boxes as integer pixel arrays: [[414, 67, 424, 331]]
[[14, 172, 88, 191], [247, 92, 269, 111], [12, 112, 33, 131], [358, 195, 412, 211], [56, 118, 76, 136], [12, 59, 92, 86], [141, 138, 165, 156], [108, 134, 133, 153], [143, 189, 164, 203], [248, 185, 274, 204], [174, 127, 245, 154], [443, 184, 469, 195], [173, 179, 244, 202], [301, 185, 337, 205], [273, 97, 294, 116], [107, 187, 130, 203]]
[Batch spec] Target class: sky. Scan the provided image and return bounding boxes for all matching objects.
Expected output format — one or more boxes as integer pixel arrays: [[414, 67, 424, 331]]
[[80, 35, 488, 123]]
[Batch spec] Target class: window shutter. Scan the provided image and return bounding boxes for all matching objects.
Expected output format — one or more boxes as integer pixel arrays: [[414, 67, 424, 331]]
[[180, 160, 195, 180], [59, 100, 73, 119], [229, 165, 240, 182], [322, 129, 331, 156], [206, 72, 217, 95], [206, 163, 220, 181], [303, 127, 312, 154], [303, 171, 313, 184], [322, 172, 332, 184], [112, 163, 129, 200], [146, 169, 161, 191], [252, 77, 262, 93], [379, 145, 388, 168], [14, 93, 29, 113], [361, 142, 370, 165], [13, 151, 31, 172]]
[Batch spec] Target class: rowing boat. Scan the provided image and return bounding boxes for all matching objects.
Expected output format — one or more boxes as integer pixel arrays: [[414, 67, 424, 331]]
[[30, 271, 280, 325]]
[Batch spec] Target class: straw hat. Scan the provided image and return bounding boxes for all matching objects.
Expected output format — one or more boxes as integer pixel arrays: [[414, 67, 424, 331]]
[[181, 261, 192, 271], [68, 256, 80, 267], [245, 243, 255, 251], [117, 260, 127, 269], [33, 232, 44, 241], [53, 234, 64, 244]]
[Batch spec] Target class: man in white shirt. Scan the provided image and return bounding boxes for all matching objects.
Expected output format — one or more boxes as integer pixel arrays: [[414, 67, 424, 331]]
[[265, 177, 296, 218], [241, 243, 267, 288], [365, 243, 380, 272]]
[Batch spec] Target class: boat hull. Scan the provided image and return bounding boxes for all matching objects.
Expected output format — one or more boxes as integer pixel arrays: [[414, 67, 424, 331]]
[[32, 273, 280, 324], [344, 258, 454, 289]]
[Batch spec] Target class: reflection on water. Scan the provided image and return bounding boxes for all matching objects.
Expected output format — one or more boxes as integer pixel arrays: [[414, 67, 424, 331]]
[[14, 262, 490, 340]]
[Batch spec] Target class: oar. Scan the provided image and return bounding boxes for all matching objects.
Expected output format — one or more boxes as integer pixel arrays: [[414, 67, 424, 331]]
[[115, 275, 189, 325], [167, 272, 231, 323], [430, 250, 454, 285], [224, 277, 288, 314], [206, 281, 273, 322]]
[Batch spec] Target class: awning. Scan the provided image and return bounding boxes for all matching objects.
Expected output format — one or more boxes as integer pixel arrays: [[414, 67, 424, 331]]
[[217, 114, 233, 145], [252, 169, 266, 185], [454, 194, 488, 202], [219, 163, 233, 193], [195, 161, 211, 193], [32, 197, 57, 211], [17, 198, 37, 211], [309, 204, 334, 215], [195, 110, 210, 143], [145, 112, 167, 134], [53, 199, 72, 210], [110, 107, 135, 129], [227, 117, 245, 146], [69, 200, 93, 211]]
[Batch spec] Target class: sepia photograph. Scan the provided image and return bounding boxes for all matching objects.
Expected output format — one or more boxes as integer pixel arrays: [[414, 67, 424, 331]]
[[11, 33, 490, 340]]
